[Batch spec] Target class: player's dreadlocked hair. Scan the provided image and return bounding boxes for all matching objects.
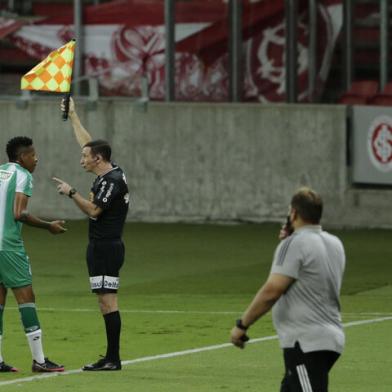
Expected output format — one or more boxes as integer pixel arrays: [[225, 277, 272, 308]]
[[291, 187, 323, 224], [84, 139, 111, 162], [6, 136, 33, 162]]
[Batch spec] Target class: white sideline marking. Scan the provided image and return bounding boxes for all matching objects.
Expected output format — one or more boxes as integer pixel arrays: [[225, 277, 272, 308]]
[[8, 307, 241, 315], [342, 312, 392, 317], [342, 316, 392, 327], [7, 307, 392, 317], [0, 316, 391, 387]]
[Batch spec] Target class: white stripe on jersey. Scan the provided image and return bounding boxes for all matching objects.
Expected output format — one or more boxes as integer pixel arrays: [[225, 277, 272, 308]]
[[296, 364, 313, 392], [0, 177, 7, 250], [0, 164, 16, 250]]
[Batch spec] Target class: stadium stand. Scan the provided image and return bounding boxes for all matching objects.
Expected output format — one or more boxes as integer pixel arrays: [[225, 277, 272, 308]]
[[0, 0, 388, 102], [368, 82, 392, 106], [323, 0, 382, 103], [338, 80, 379, 105]]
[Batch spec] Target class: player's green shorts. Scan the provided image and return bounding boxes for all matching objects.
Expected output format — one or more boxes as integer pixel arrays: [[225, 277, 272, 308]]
[[0, 251, 32, 288]]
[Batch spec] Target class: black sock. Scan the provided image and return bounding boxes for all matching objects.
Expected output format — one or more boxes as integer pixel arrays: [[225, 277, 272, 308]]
[[103, 311, 121, 362]]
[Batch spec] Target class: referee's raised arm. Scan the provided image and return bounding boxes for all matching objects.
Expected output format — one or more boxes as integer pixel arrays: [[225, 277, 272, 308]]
[[61, 97, 92, 147]]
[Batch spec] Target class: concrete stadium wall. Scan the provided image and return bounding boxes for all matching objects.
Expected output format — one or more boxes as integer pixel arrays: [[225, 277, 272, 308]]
[[0, 98, 391, 228]]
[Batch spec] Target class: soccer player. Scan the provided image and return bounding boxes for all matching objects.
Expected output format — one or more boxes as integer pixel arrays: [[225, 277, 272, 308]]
[[230, 187, 345, 392], [53, 98, 129, 371], [0, 137, 66, 372]]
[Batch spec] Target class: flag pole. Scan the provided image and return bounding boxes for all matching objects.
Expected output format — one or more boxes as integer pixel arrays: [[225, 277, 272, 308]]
[[62, 39, 76, 121], [62, 93, 71, 121]]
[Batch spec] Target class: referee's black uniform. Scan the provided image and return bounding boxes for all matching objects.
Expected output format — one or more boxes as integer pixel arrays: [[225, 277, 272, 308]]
[[85, 165, 129, 370], [87, 166, 129, 292]]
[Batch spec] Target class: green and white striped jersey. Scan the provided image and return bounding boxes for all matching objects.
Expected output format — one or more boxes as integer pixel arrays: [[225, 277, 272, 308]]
[[0, 162, 33, 251]]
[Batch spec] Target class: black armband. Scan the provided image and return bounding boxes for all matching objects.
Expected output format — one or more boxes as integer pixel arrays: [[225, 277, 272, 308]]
[[236, 319, 249, 331], [68, 188, 77, 198]]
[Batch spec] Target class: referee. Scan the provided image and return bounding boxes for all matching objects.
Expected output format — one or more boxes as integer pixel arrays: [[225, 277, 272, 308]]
[[53, 98, 129, 371], [230, 187, 345, 391]]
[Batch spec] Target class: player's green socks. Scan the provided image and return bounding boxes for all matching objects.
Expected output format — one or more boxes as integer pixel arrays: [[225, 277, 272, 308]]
[[0, 304, 3, 336], [19, 303, 40, 332], [0, 305, 4, 362], [18, 303, 45, 363]]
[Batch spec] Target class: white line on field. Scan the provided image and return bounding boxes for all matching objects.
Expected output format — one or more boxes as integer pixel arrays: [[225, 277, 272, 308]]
[[8, 307, 241, 315], [342, 312, 392, 316], [7, 307, 392, 317], [0, 316, 391, 388], [342, 316, 392, 327]]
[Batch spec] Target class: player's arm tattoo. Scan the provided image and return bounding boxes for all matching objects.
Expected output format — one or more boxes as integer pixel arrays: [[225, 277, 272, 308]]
[[16, 209, 51, 229]]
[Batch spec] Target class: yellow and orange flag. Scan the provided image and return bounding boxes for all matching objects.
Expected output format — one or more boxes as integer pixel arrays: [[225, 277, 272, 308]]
[[21, 40, 75, 93]]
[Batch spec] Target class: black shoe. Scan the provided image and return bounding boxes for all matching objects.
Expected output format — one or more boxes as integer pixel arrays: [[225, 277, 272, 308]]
[[82, 356, 121, 371], [0, 361, 18, 372], [32, 358, 65, 373]]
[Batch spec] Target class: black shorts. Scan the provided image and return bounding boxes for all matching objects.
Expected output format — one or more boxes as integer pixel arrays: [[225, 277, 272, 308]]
[[280, 342, 340, 392], [86, 239, 125, 294]]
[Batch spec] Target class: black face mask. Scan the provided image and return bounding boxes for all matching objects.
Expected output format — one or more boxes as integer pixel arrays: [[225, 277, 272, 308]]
[[285, 215, 294, 235]]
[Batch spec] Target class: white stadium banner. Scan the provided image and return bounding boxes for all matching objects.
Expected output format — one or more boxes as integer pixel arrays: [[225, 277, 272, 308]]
[[352, 106, 392, 184]]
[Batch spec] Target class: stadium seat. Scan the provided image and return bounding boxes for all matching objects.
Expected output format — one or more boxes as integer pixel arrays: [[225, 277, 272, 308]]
[[338, 80, 379, 104], [368, 82, 392, 106]]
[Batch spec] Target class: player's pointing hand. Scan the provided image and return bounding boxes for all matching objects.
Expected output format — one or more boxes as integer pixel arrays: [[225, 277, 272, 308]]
[[52, 177, 72, 196]]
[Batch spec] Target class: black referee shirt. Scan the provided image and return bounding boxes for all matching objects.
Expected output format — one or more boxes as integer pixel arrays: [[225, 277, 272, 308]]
[[88, 166, 129, 241]]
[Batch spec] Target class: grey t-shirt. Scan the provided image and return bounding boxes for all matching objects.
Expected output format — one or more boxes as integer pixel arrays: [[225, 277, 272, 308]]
[[271, 225, 345, 353]]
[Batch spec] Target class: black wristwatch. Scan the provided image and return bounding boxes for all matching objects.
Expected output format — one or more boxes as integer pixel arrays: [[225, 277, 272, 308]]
[[68, 188, 77, 198], [236, 319, 249, 331]]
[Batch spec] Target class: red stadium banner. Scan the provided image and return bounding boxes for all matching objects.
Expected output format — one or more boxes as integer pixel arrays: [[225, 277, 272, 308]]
[[0, 17, 26, 39], [5, 0, 343, 102]]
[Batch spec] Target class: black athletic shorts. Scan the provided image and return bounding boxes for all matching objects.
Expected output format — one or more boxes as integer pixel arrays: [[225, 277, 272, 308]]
[[280, 342, 340, 392], [86, 239, 125, 294]]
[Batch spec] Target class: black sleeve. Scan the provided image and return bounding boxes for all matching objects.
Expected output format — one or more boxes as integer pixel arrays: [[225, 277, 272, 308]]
[[93, 179, 121, 210]]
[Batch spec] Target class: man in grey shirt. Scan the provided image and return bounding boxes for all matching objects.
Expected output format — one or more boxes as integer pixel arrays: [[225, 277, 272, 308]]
[[231, 187, 345, 392]]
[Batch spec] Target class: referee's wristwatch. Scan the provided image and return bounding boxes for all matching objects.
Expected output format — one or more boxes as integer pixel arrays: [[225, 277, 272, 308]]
[[236, 319, 249, 331], [68, 188, 77, 198]]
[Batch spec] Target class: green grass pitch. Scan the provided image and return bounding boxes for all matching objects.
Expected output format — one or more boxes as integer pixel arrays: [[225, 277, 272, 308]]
[[0, 222, 391, 391]]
